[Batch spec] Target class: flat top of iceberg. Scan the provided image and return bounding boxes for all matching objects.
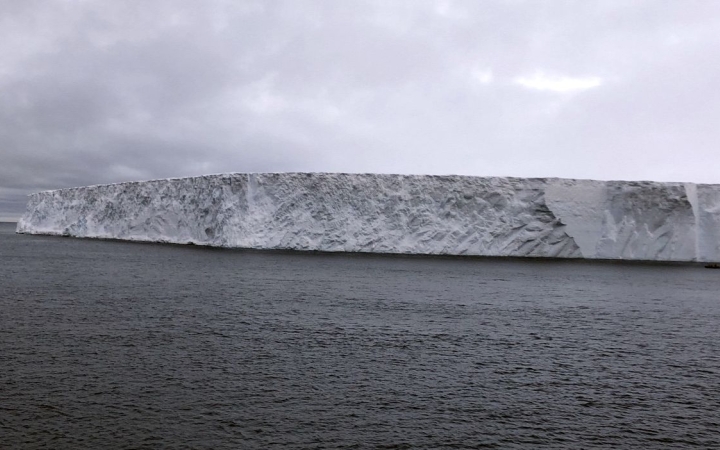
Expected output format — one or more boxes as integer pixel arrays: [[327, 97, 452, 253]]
[[30, 172, 714, 195]]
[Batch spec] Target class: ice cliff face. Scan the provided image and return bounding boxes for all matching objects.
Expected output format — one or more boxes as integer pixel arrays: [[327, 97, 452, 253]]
[[16, 173, 720, 261]]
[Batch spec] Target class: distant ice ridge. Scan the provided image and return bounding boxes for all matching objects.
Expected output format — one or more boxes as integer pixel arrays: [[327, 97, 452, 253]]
[[16, 173, 720, 261]]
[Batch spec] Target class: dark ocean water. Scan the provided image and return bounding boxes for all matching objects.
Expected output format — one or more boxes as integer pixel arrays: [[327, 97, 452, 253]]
[[1, 222, 719, 449]]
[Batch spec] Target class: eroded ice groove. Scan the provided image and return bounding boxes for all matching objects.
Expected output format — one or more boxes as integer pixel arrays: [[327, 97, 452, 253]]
[[16, 173, 720, 261]]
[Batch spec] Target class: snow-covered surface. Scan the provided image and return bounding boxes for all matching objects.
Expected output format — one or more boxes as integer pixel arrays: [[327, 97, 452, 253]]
[[16, 173, 720, 261]]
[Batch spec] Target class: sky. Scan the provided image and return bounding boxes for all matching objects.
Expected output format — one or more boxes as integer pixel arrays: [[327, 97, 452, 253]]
[[3, 0, 720, 220]]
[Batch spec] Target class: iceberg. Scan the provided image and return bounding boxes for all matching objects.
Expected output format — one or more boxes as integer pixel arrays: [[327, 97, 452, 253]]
[[16, 173, 720, 261]]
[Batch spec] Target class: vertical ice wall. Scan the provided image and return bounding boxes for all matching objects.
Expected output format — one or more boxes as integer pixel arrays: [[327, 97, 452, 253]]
[[546, 179, 700, 261], [695, 184, 720, 261], [16, 173, 720, 261]]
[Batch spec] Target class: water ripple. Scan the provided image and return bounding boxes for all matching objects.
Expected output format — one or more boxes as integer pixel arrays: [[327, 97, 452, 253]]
[[1, 223, 719, 448]]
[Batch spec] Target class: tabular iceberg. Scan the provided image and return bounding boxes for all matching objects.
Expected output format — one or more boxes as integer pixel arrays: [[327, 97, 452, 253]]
[[16, 173, 720, 262]]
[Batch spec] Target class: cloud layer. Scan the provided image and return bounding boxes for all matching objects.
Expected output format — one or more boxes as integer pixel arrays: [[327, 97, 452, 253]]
[[3, 0, 720, 219]]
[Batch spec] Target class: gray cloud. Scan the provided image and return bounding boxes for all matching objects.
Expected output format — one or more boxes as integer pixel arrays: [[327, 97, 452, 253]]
[[3, 0, 720, 220]]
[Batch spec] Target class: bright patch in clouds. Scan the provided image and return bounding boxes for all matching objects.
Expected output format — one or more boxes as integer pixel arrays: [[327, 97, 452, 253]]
[[514, 72, 602, 93], [472, 68, 494, 84]]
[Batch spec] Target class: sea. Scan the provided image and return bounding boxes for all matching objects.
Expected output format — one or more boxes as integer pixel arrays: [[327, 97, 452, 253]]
[[1, 221, 719, 449]]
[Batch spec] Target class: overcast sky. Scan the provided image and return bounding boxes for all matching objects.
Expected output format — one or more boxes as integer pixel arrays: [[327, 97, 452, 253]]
[[3, 0, 720, 220]]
